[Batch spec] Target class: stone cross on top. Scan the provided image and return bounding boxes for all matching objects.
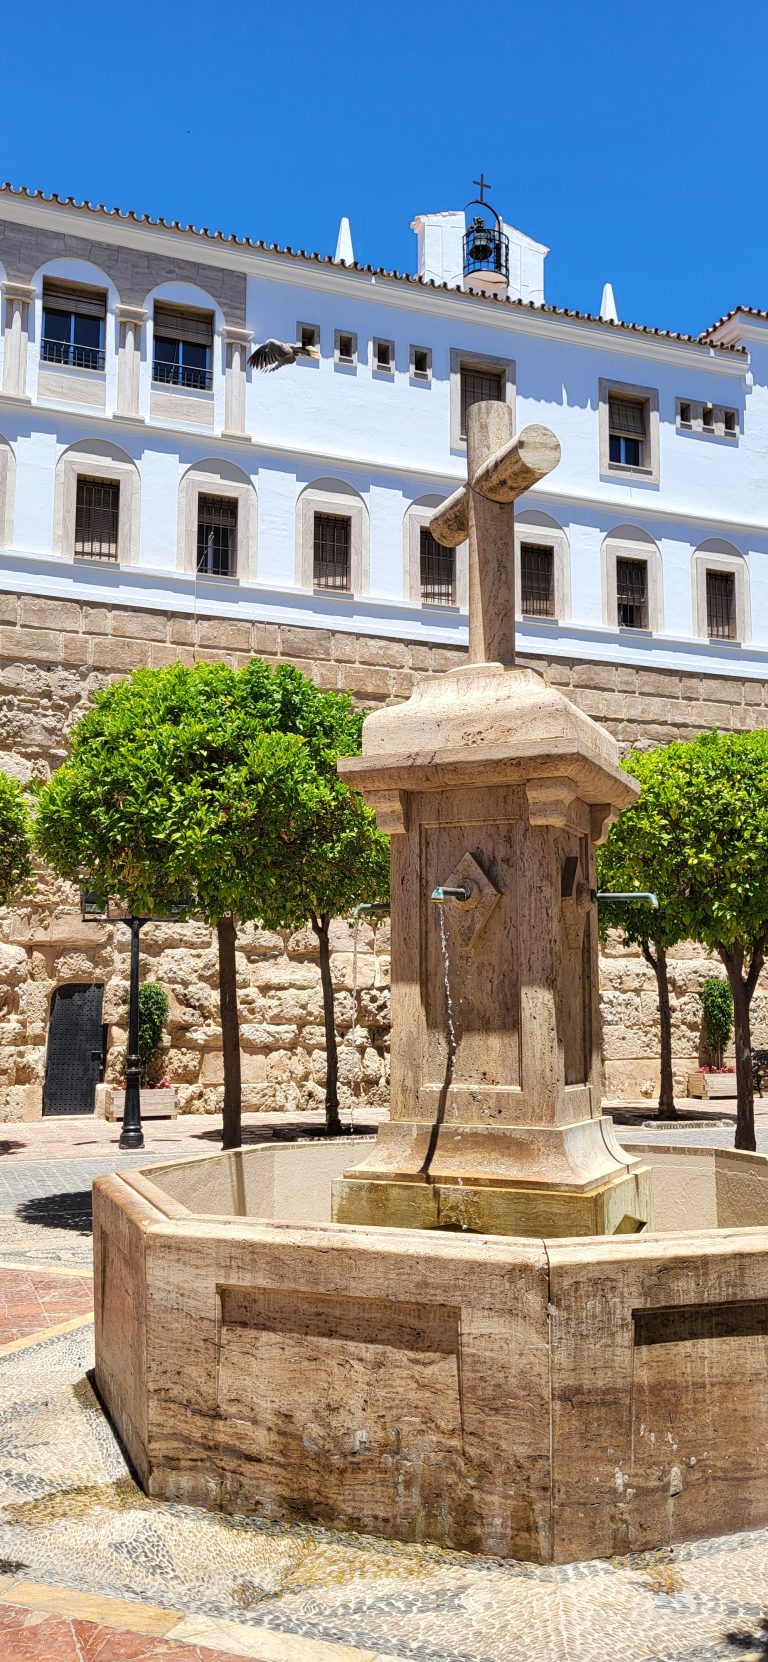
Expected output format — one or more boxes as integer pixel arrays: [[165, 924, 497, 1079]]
[[428, 405, 561, 667]]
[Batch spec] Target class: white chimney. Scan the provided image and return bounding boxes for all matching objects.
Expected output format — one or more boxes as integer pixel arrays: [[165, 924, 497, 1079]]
[[334, 217, 354, 265], [599, 282, 618, 323]]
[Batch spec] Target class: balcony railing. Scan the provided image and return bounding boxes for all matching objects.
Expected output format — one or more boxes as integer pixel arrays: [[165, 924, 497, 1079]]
[[152, 360, 213, 391], [41, 339, 105, 371]]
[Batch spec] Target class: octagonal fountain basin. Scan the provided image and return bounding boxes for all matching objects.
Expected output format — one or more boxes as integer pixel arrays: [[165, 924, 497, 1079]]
[[94, 1135, 768, 1565]]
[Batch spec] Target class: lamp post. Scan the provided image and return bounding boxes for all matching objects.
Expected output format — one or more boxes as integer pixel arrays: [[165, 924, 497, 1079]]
[[81, 894, 188, 1152]]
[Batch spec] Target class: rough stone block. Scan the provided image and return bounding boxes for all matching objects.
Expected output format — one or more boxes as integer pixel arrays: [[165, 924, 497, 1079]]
[[18, 596, 81, 633], [197, 618, 253, 651], [111, 608, 169, 642], [280, 625, 331, 660]]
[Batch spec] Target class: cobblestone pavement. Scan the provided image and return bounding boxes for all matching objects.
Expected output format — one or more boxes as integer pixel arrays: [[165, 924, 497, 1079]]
[[2, 1115, 768, 1660]]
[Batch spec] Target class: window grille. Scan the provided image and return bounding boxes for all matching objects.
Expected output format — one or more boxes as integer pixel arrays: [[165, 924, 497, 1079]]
[[314, 513, 351, 591], [460, 366, 503, 436], [520, 542, 555, 618], [706, 570, 736, 640], [74, 477, 120, 561], [616, 557, 648, 629], [197, 495, 237, 578], [420, 527, 455, 606]]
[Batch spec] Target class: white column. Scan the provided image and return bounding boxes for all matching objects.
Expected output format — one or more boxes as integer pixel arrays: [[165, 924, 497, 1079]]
[[222, 326, 252, 438], [2, 283, 35, 399], [115, 305, 148, 420]]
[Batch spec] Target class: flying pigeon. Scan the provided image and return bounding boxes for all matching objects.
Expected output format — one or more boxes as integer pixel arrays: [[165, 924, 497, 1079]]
[[248, 338, 320, 373]]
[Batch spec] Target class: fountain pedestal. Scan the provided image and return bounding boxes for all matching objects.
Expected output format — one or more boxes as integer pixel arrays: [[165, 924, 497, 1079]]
[[334, 405, 651, 1237]]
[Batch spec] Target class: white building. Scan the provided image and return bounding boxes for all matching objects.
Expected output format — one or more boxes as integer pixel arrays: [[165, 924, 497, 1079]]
[[0, 181, 764, 686]]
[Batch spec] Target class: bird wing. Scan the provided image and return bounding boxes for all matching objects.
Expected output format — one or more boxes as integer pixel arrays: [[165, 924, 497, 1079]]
[[248, 339, 294, 372]]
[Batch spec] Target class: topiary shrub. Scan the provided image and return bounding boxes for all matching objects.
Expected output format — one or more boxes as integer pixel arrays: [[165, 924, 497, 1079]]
[[701, 977, 733, 1071], [137, 983, 169, 1087]]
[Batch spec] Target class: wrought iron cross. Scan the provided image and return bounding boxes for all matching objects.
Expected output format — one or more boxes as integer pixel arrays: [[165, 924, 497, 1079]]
[[427, 405, 560, 667], [473, 173, 492, 202]]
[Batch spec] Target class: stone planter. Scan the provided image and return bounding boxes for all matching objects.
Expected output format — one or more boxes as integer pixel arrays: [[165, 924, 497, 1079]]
[[95, 1085, 177, 1121], [688, 1072, 737, 1099]]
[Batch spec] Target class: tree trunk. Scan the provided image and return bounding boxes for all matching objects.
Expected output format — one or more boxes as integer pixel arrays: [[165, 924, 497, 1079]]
[[312, 912, 342, 1136], [719, 940, 763, 1154], [642, 941, 677, 1120], [217, 913, 242, 1151]]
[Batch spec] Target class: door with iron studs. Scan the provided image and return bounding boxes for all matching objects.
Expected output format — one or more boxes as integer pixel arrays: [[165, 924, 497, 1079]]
[[43, 983, 106, 1116]]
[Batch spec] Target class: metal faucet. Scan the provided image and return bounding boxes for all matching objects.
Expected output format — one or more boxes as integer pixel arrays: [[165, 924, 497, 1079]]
[[352, 902, 391, 917], [594, 891, 658, 908], [431, 886, 471, 903]]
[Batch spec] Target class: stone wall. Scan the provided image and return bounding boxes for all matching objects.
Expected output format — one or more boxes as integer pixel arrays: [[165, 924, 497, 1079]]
[[0, 589, 766, 1120]]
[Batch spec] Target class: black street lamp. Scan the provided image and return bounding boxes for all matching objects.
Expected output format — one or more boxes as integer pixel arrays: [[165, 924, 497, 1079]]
[[81, 894, 188, 1152]]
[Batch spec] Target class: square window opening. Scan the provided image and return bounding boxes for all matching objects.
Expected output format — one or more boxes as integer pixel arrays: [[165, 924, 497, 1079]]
[[412, 347, 430, 379], [74, 476, 120, 561], [336, 333, 356, 366], [706, 569, 736, 640], [420, 527, 455, 606], [724, 408, 737, 434], [520, 542, 555, 619], [300, 324, 320, 351], [314, 513, 351, 591], [703, 405, 715, 431], [197, 495, 237, 578], [374, 339, 393, 371], [679, 401, 692, 427], [616, 556, 648, 629]]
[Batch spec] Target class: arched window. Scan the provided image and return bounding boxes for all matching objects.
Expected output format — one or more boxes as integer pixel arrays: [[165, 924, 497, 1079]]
[[601, 525, 663, 634], [692, 539, 750, 644], [178, 459, 257, 581], [515, 510, 570, 623], [296, 478, 369, 596], [143, 282, 224, 430], [54, 439, 140, 566], [403, 494, 466, 610], [33, 258, 119, 412]]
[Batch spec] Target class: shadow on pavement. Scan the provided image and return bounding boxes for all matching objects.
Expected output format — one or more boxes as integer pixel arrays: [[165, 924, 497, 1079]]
[[724, 1616, 768, 1656], [16, 1191, 93, 1234], [194, 1123, 378, 1146], [0, 1142, 25, 1157]]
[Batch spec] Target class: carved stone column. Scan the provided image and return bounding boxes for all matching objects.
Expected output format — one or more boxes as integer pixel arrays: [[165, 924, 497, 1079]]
[[115, 305, 147, 420], [2, 283, 35, 399], [222, 326, 252, 438]]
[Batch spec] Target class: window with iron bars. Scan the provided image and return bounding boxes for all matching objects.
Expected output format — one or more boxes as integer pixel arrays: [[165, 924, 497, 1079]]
[[706, 569, 736, 640], [197, 495, 237, 578], [420, 526, 455, 606], [616, 557, 648, 629], [520, 542, 555, 618], [42, 279, 106, 371], [74, 477, 120, 561], [314, 513, 351, 591], [608, 396, 646, 467], [460, 365, 503, 438]]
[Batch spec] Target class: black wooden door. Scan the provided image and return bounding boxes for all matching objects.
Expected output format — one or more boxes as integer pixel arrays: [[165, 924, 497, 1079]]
[[43, 983, 105, 1116]]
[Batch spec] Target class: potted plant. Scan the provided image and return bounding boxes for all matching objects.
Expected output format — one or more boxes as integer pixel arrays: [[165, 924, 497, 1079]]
[[106, 983, 177, 1121], [689, 977, 736, 1099]]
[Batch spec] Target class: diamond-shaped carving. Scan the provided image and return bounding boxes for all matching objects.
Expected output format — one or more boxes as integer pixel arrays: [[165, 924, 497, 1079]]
[[439, 851, 502, 951]]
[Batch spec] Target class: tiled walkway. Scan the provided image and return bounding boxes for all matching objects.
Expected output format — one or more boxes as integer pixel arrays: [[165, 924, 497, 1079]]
[[2, 1111, 768, 1660]]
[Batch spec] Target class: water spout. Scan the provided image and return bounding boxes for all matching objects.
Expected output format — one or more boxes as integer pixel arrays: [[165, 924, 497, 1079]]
[[595, 891, 658, 908], [352, 902, 390, 917], [431, 886, 471, 903]]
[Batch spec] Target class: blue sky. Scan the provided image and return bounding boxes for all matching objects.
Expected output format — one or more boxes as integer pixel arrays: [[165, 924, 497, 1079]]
[[1, 0, 761, 336]]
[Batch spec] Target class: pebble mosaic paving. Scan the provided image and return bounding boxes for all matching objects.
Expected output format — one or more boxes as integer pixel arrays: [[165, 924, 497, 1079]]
[[1, 1129, 768, 1658]]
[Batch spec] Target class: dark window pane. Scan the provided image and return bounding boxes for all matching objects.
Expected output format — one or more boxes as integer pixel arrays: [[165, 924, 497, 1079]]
[[616, 557, 648, 629], [706, 570, 736, 639], [460, 366, 503, 436], [74, 477, 119, 560], [520, 543, 555, 618], [197, 495, 237, 577], [154, 335, 181, 366], [72, 314, 102, 350], [609, 434, 642, 466], [42, 308, 71, 343], [420, 527, 455, 606], [314, 514, 351, 591], [181, 340, 209, 372]]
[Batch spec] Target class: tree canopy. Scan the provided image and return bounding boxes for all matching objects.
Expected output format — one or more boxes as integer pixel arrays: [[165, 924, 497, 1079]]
[[602, 730, 768, 1148], [0, 770, 34, 909]]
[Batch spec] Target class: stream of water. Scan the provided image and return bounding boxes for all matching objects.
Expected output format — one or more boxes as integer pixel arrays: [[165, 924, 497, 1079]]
[[437, 901, 457, 1074]]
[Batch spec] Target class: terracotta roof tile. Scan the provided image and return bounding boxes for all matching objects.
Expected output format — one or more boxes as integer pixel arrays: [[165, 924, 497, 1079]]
[[0, 182, 746, 357], [700, 306, 768, 339]]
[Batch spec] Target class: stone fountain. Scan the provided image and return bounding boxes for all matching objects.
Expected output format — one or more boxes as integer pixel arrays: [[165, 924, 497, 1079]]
[[93, 405, 768, 1564]]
